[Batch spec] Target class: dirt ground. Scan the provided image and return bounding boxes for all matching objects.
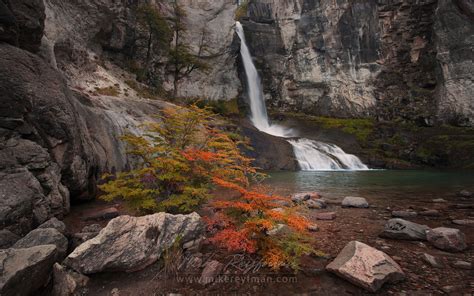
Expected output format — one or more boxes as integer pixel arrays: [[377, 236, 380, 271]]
[[64, 192, 474, 296]]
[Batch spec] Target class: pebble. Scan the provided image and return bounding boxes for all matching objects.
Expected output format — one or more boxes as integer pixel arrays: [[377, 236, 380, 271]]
[[452, 260, 472, 270], [432, 198, 447, 203], [452, 219, 474, 226], [422, 253, 443, 268]]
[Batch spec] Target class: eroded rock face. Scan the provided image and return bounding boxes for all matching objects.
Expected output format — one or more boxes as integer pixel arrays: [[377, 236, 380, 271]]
[[326, 241, 405, 292], [64, 212, 203, 274], [0, 245, 58, 296]]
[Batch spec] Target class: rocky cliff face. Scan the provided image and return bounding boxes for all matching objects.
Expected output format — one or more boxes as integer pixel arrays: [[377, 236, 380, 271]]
[[239, 0, 473, 126]]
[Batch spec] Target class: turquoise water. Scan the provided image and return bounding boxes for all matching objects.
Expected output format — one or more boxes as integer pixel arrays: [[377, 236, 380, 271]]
[[264, 170, 474, 203]]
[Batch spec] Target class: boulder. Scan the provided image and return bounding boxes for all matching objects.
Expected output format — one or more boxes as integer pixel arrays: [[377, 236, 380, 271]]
[[326, 241, 405, 292], [291, 192, 321, 203], [314, 212, 336, 220], [305, 199, 327, 209], [13, 228, 68, 259], [422, 253, 443, 268], [0, 245, 57, 296], [52, 263, 89, 296], [380, 219, 430, 241], [200, 260, 223, 285], [0, 229, 19, 249], [391, 210, 417, 218], [64, 212, 203, 274], [426, 227, 467, 252], [341, 197, 369, 208], [38, 217, 67, 234]]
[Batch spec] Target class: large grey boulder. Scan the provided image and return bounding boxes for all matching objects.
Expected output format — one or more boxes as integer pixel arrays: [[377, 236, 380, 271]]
[[13, 228, 68, 259], [64, 212, 203, 274], [380, 218, 430, 241], [342, 197, 369, 208], [426, 227, 467, 252], [0, 245, 57, 296], [326, 241, 405, 292]]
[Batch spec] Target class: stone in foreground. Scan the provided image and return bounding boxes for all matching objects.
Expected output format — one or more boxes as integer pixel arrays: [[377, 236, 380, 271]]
[[426, 227, 467, 252], [380, 218, 430, 241], [341, 197, 369, 208], [326, 241, 405, 292], [64, 212, 203, 274], [0, 245, 58, 296], [13, 228, 68, 258]]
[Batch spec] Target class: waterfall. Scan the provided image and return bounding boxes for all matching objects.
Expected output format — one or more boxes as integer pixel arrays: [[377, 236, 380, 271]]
[[235, 22, 369, 171]]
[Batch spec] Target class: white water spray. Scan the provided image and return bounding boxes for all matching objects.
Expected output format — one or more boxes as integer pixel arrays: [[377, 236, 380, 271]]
[[236, 22, 369, 171]]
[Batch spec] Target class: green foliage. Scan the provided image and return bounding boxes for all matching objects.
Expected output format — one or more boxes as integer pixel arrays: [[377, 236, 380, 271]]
[[99, 105, 256, 214], [136, 4, 172, 59], [235, 1, 249, 21], [312, 117, 375, 142], [192, 98, 240, 116]]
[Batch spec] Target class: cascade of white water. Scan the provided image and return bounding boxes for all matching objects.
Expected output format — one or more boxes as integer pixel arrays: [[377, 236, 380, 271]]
[[235, 22, 369, 171]]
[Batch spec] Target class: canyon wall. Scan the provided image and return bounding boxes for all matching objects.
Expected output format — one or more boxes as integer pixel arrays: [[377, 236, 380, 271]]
[[239, 0, 473, 126]]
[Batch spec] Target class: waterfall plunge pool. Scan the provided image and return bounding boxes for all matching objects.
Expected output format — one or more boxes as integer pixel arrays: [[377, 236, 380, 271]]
[[263, 170, 474, 204]]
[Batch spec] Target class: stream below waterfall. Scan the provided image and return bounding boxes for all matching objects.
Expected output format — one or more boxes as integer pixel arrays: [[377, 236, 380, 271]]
[[236, 22, 369, 171]]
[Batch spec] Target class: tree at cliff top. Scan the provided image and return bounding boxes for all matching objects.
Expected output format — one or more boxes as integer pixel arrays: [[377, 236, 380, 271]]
[[168, 1, 209, 99], [100, 105, 314, 270]]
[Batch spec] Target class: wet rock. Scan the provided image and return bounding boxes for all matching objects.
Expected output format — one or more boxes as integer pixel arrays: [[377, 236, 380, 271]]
[[342, 197, 369, 208], [0, 230, 20, 249], [0, 245, 57, 296], [392, 211, 417, 218], [452, 219, 474, 226], [64, 212, 203, 274], [82, 207, 119, 221], [457, 190, 472, 198], [426, 227, 467, 252], [326, 241, 405, 292], [419, 209, 440, 217], [422, 253, 443, 268], [452, 260, 471, 270], [200, 260, 223, 285], [38, 217, 66, 234], [13, 228, 68, 259], [380, 219, 430, 241], [292, 192, 320, 203], [52, 263, 89, 296], [314, 212, 336, 220], [305, 199, 327, 209]]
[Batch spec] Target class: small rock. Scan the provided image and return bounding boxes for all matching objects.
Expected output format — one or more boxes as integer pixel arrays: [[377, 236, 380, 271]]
[[442, 285, 460, 293], [82, 207, 119, 221], [341, 197, 369, 208], [457, 190, 472, 198], [200, 260, 223, 285], [426, 227, 467, 252], [314, 212, 336, 220], [307, 224, 319, 232], [452, 219, 474, 226], [432, 198, 447, 203], [452, 260, 472, 270], [291, 192, 320, 203], [182, 237, 203, 252], [391, 211, 417, 218], [419, 209, 440, 217], [380, 218, 430, 241], [422, 253, 443, 268], [111, 288, 120, 296], [326, 241, 405, 292], [0, 229, 20, 249], [0, 245, 58, 296], [52, 263, 89, 296], [13, 228, 68, 259], [267, 224, 290, 236], [305, 199, 327, 209], [38, 217, 66, 234]]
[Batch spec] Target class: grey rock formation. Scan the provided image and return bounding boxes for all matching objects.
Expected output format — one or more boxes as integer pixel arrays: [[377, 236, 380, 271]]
[[52, 263, 89, 296], [426, 227, 467, 252], [38, 217, 67, 234], [64, 212, 203, 274], [380, 218, 430, 241], [0, 229, 19, 249], [326, 241, 405, 292], [0, 245, 58, 296], [13, 228, 68, 259]]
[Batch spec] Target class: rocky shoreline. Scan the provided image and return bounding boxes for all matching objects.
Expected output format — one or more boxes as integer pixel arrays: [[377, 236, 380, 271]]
[[1, 189, 472, 295]]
